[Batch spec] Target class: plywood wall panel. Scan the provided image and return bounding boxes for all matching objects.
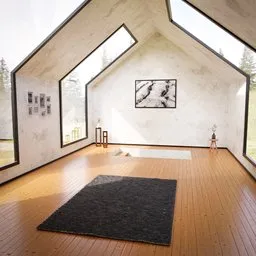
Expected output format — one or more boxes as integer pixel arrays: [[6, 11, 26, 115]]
[[17, 0, 154, 80]]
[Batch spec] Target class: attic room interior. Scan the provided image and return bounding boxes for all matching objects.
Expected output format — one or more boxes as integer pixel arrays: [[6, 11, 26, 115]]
[[0, 0, 256, 255]]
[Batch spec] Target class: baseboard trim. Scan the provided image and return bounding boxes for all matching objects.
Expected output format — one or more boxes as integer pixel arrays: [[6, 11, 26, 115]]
[[0, 142, 94, 186], [108, 142, 227, 149], [226, 149, 256, 181]]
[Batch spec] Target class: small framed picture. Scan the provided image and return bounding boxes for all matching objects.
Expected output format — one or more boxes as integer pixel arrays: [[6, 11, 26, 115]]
[[41, 110, 46, 116], [28, 106, 33, 115], [34, 95, 39, 105], [40, 93, 45, 108], [47, 105, 51, 114], [34, 106, 39, 113], [46, 96, 51, 103], [28, 92, 33, 104]]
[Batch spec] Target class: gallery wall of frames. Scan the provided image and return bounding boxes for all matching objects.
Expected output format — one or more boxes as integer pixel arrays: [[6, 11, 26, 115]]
[[27, 92, 52, 116]]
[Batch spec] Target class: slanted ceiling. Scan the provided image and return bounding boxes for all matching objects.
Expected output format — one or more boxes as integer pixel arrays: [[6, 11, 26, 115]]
[[17, 0, 246, 83], [187, 0, 256, 50], [146, 0, 244, 84], [17, 0, 155, 80]]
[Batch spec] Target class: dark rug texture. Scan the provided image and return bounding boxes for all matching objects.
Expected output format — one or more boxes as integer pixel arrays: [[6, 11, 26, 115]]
[[37, 175, 177, 245]]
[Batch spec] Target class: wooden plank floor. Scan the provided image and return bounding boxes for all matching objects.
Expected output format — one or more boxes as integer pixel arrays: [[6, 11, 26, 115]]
[[0, 145, 256, 256]]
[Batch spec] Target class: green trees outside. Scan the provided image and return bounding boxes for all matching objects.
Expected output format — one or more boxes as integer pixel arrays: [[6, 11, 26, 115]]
[[239, 47, 256, 161], [62, 71, 82, 97], [0, 58, 11, 92], [239, 47, 256, 90], [101, 47, 111, 70], [219, 48, 224, 57]]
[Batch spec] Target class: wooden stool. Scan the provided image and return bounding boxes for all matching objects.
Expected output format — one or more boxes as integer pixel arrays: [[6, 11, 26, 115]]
[[209, 139, 218, 150], [103, 131, 108, 148], [95, 127, 102, 147]]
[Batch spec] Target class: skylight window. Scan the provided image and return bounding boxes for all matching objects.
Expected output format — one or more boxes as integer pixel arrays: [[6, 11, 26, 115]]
[[169, 0, 256, 164], [169, 0, 253, 66], [60, 25, 137, 146]]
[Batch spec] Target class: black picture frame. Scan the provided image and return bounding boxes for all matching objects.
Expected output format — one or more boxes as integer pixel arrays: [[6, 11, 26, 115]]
[[28, 106, 33, 115], [40, 93, 45, 108], [47, 105, 51, 114], [28, 91, 33, 104], [135, 79, 177, 109]]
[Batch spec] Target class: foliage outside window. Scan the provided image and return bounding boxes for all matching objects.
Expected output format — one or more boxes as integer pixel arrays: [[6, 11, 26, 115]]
[[60, 25, 136, 146], [0, 58, 14, 168], [240, 48, 256, 162], [169, 0, 256, 164]]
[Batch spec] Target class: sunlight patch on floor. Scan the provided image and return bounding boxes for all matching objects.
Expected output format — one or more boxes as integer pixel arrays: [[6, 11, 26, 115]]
[[114, 147, 192, 160]]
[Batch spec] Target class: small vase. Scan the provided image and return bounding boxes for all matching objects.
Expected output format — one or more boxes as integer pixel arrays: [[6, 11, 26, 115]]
[[212, 133, 216, 139], [96, 119, 101, 128]]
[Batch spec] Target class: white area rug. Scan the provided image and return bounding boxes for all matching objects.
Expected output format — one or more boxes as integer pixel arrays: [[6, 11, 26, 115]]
[[114, 147, 192, 160]]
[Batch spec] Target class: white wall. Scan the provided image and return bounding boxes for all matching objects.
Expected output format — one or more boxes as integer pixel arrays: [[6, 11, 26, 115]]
[[227, 78, 256, 178], [0, 75, 93, 184], [92, 34, 230, 147]]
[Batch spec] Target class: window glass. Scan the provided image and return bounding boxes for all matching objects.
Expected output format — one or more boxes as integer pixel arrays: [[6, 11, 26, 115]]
[[60, 25, 136, 146]]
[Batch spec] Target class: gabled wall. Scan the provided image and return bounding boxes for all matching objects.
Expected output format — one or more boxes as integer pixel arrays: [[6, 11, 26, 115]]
[[92, 34, 230, 147], [147, 0, 256, 177], [0, 75, 94, 184]]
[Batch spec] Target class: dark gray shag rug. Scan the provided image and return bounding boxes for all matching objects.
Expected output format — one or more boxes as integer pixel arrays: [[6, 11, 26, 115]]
[[37, 175, 177, 245]]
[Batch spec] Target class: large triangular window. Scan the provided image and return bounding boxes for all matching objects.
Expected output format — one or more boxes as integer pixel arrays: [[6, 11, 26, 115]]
[[60, 24, 137, 147]]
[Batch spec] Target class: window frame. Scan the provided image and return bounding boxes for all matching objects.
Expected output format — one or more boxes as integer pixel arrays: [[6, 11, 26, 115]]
[[166, 0, 256, 166], [59, 23, 138, 147], [0, 72, 20, 171]]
